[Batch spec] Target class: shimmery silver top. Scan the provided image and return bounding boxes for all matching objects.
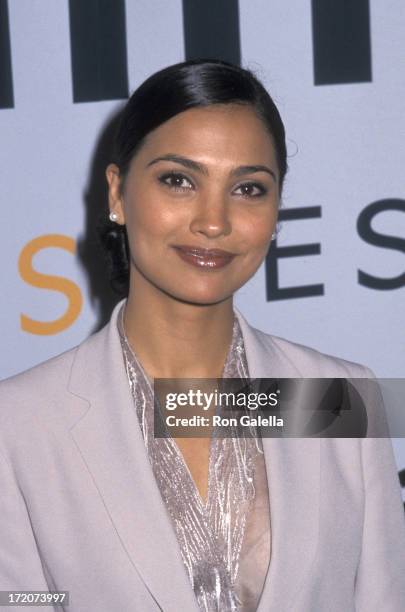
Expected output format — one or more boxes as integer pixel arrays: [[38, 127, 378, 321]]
[[118, 306, 271, 611]]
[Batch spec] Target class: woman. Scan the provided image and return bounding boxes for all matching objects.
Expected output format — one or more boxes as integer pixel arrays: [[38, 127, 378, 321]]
[[0, 59, 404, 612]]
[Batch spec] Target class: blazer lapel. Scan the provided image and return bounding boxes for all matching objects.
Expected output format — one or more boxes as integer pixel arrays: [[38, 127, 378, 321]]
[[235, 308, 321, 611], [67, 301, 200, 612]]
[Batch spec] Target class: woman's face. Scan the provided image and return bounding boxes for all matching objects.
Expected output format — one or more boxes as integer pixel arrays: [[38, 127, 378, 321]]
[[106, 104, 280, 306]]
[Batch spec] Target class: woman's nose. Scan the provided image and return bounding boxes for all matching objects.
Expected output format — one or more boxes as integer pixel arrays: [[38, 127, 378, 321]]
[[189, 197, 232, 239]]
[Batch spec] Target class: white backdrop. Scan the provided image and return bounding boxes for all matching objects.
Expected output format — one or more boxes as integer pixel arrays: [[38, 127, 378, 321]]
[[1, 1, 404, 484]]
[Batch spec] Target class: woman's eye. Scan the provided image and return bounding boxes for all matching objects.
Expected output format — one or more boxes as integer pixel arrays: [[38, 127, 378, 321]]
[[233, 182, 267, 198], [158, 172, 194, 191]]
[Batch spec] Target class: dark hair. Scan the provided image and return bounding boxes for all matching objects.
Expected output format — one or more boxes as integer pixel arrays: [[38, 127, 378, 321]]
[[100, 58, 288, 296]]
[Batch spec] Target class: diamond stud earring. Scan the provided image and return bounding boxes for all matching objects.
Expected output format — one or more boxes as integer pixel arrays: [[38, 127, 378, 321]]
[[109, 211, 118, 222]]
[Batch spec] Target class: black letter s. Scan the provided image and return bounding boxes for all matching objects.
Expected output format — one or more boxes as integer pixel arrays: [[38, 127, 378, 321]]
[[357, 199, 405, 290]]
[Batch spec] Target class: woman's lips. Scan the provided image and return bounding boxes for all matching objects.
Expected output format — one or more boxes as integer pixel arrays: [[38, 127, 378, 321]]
[[172, 245, 236, 269]]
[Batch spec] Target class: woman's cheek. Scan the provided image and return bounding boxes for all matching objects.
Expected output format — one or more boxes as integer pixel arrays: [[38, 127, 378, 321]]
[[246, 221, 274, 252]]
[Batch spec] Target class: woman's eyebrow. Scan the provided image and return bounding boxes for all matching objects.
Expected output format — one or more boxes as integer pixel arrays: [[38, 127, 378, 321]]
[[146, 154, 277, 182]]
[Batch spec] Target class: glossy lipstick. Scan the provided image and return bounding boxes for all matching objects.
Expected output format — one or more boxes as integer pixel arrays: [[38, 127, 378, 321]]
[[172, 245, 236, 269]]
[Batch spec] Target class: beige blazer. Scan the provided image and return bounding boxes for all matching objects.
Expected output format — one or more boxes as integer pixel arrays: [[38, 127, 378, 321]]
[[1, 300, 404, 612]]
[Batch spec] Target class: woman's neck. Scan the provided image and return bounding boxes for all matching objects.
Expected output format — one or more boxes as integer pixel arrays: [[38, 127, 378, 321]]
[[123, 277, 235, 379]]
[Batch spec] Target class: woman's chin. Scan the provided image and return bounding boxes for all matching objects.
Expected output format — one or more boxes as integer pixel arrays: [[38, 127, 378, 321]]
[[163, 285, 234, 307], [177, 293, 232, 307]]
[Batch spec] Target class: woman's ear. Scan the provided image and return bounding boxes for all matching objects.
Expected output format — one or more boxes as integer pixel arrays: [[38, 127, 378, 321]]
[[105, 163, 126, 224]]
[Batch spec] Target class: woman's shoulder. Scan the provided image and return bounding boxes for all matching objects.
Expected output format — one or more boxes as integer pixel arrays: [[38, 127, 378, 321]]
[[0, 344, 79, 406], [0, 317, 119, 458], [235, 308, 373, 378], [0, 309, 117, 402], [0, 347, 80, 454], [241, 320, 386, 436], [263, 329, 372, 377]]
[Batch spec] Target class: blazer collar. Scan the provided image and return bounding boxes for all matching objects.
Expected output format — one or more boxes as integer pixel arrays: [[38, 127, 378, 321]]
[[68, 300, 320, 611]]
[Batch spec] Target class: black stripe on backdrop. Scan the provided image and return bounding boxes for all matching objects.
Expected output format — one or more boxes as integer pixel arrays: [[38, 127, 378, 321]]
[[68, 0, 128, 103], [400, 470, 405, 512], [182, 0, 241, 65], [0, 0, 14, 108], [311, 0, 372, 85]]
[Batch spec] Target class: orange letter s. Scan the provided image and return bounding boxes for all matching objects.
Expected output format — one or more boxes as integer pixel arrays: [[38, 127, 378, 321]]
[[19, 234, 83, 335]]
